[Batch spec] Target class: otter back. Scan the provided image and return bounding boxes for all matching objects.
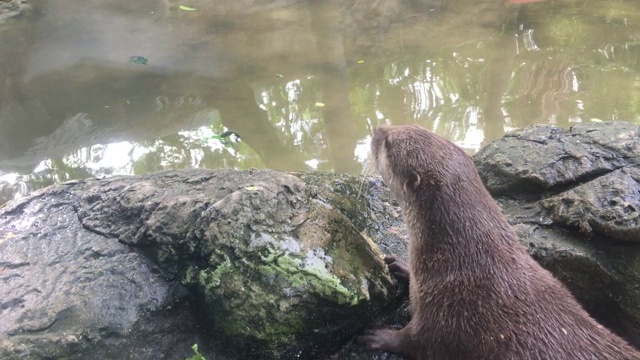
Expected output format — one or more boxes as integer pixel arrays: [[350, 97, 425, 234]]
[[357, 125, 640, 360]]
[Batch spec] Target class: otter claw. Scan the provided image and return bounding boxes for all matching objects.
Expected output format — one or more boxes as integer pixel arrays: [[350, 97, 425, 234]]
[[384, 255, 410, 282]]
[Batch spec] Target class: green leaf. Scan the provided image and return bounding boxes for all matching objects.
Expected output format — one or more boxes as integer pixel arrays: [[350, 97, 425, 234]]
[[128, 56, 148, 65], [185, 343, 206, 360], [179, 5, 198, 11]]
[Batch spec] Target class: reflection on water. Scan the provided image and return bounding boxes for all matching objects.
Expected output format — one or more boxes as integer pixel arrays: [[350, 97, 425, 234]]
[[0, 0, 639, 203]]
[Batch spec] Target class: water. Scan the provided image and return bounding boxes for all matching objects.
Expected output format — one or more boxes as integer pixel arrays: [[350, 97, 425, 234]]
[[0, 0, 639, 203]]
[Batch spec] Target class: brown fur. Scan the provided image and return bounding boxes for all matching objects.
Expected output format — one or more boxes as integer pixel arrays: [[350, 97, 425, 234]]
[[357, 125, 640, 360]]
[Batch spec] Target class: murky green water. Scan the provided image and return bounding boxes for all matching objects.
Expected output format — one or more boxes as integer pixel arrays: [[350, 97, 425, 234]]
[[0, 0, 639, 203]]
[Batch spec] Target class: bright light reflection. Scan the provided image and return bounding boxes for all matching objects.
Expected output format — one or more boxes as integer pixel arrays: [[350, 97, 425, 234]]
[[179, 126, 227, 152], [305, 159, 320, 170], [571, 70, 579, 92], [0, 172, 20, 184], [454, 106, 485, 153], [354, 136, 372, 164], [85, 142, 140, 173]]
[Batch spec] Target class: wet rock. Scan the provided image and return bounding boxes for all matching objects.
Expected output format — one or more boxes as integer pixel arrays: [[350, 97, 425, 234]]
[[541, 166, 640, 242], [294, 172, 408, 259], [0, 186, 204, 360], [73, 169, 404, 359], [474, 122, 640, 196], [0, 169, 405, 360], [297, 173, 410, 360]]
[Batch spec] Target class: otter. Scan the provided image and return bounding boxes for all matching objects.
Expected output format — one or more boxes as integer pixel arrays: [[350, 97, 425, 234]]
[[357, 125, 640, 359]]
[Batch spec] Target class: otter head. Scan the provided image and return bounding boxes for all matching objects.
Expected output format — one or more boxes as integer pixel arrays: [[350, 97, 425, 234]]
[[371, 125, 473, 204]]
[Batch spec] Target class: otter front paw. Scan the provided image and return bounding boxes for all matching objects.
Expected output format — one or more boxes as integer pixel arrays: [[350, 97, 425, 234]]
[[356, 328, 405, 354], [385, 255, 410, 282]]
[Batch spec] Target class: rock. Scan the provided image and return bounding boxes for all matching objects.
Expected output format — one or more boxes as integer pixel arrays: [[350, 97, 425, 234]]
[[0, 186, 205, 359], [294, 172, 408, 259], [476, 121, 640, 243], [541, 166, 640, 242], [0, 169, 406, 359], [474, 122, 640, 196]]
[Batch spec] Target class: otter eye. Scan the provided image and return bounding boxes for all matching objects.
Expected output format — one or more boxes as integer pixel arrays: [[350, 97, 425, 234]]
[[405, 170, 421, 191]]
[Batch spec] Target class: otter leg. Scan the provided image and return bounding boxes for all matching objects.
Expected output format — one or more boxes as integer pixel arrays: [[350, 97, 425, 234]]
[[356, 327, 413, 358], [385, 255, 410, 282]]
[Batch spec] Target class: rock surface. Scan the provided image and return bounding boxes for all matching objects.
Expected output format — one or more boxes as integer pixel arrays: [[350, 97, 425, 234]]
[[0, 185, 205, 359], [541, 166, 640, 242], [73, 169, 403, 358], [0, 169, 406, 360], [474, 121, 640, 196]]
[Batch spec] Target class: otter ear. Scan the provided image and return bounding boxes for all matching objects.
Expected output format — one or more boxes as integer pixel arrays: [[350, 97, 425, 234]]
[[404, 170, 421, 191]]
